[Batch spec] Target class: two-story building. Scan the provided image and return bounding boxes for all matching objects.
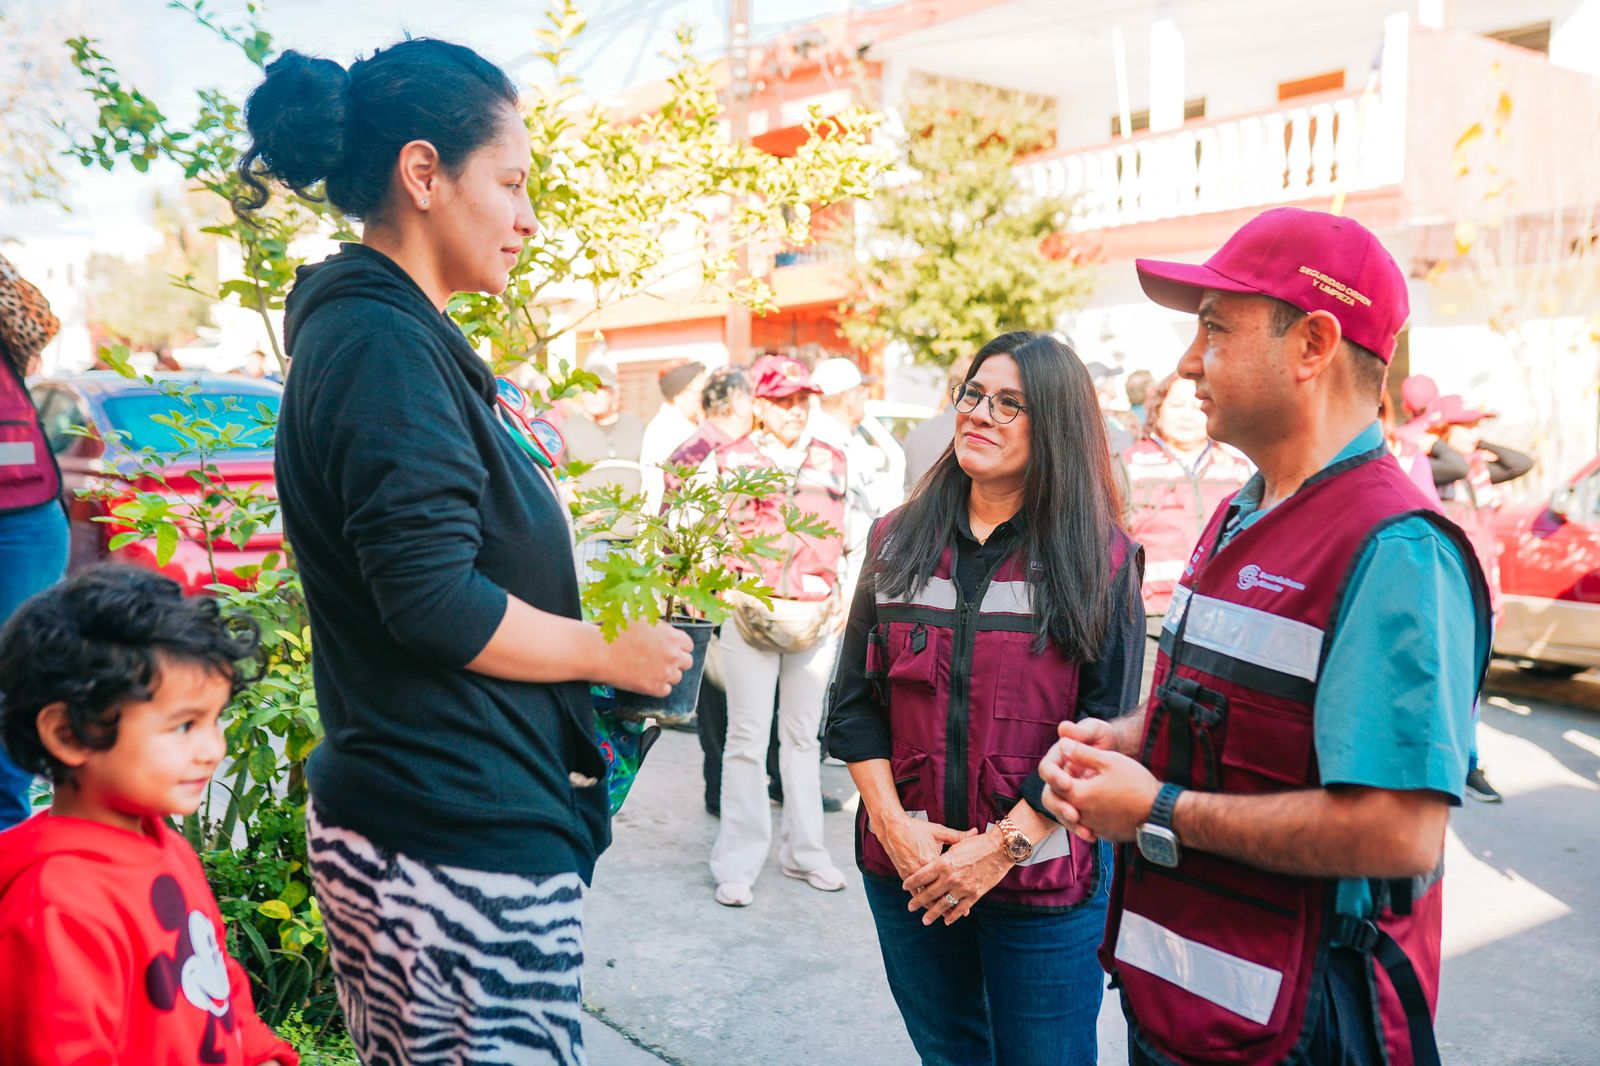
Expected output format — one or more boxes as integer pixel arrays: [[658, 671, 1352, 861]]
[[582, 0, 1599, 488]]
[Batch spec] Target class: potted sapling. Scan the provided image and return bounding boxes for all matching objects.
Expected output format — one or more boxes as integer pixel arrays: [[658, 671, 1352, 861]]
[[572, 459, 836, 723]]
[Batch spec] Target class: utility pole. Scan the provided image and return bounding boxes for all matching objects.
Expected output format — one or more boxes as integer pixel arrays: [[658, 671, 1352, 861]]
[[725, 0, 753, 365]]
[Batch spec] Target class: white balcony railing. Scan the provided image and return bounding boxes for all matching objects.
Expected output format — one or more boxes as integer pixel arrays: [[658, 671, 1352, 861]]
[[1018, 91, 1405, 231]]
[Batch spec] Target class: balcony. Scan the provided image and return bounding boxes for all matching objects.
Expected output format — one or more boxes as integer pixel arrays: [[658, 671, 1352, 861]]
[[1008, 14, 1599, 243], [1018, 88, 1402, 232]]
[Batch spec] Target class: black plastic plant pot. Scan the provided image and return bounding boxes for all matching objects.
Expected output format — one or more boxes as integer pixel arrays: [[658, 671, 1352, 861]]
[[614, 616, 715, 725]]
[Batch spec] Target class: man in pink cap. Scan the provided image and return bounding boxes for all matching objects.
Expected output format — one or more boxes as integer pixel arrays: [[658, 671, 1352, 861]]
[[1037, 208, 1492, 1065]]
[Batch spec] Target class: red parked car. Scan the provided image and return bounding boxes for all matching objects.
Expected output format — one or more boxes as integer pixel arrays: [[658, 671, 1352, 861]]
[[1489, 454, 1600, 675], [28, 372, 284, 595]]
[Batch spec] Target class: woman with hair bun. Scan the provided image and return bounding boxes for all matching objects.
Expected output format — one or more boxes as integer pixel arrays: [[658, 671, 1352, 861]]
[[239, 39, 692, 1065]]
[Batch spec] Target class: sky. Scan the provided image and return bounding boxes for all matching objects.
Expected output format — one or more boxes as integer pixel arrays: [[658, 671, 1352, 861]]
[[6, 0, 898, 245]]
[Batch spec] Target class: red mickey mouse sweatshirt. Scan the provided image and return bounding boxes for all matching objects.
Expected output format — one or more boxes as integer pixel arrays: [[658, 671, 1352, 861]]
[[0, 813, 298, 1066]]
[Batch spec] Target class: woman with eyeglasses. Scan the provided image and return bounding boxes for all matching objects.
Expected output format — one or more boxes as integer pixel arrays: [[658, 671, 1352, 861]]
[[826, 331, 1145, 1065]]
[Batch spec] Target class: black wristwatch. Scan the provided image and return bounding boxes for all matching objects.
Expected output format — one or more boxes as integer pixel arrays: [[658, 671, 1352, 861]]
[[1136, 783, 1185, 868]]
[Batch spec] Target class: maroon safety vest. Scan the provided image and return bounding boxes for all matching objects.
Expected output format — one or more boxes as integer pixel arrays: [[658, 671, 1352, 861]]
[[1123, 437, 1252, 615], [859, 518, 1135, 910], [666, 425, 847, 601], [0, 359, 60, 515], [1103, 445, 1489, 1065]]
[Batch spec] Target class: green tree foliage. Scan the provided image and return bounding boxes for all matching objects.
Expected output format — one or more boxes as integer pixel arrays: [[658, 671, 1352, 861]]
[[841, 79, 1095, 368], [87, 191, 221, 349], [87, 250, 213, 350], [450, 0, 884, 372], [68, 3, 353, 378]]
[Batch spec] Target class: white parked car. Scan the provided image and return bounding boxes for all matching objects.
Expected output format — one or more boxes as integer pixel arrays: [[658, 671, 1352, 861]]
[[858, 399, 934, 515]]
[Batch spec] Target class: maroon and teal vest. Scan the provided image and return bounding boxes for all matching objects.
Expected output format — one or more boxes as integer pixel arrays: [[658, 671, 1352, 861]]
[[1104, 446, 1489, 1065], [859, 518, 1135, 910], [0, 359, 59, 515]]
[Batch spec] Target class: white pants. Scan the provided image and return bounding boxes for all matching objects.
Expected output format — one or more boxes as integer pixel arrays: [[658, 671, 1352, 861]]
[[709, 621, 838, 886]]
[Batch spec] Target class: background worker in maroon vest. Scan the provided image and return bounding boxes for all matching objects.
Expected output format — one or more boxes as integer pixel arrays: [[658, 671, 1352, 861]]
[[709, 355, 851, 907], [828, 331, 1145, 1066], [1037, 208, 1491, 1066], [664, 367, 790, 817], [1122, 372, 1252, 619], [0, 252, 69, 829]]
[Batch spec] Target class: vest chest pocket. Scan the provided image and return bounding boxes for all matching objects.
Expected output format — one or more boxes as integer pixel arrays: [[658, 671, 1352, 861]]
[[1218, 698, 1317, 794], [886, 622, 938, 691], [993, 631, 1077, 724]]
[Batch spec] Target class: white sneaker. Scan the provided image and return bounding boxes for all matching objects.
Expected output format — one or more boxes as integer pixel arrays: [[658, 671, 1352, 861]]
[[781, 865, 847, 892], [715, 881, 754, 907]]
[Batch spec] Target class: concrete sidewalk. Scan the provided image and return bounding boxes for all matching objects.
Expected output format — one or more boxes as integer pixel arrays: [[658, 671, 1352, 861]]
[[581, 730, 1128, 1065], [584, 1012, 674, 1064], [581, 666, 1600, 1064]]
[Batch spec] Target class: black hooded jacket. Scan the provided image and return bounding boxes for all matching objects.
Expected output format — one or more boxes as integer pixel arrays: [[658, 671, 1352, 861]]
[[278, 244, 609, 879]]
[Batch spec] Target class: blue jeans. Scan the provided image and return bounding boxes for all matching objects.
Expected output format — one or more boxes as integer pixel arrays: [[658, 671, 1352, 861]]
[[864, 839, 1113, 1066], [0, 502, 69, 828]]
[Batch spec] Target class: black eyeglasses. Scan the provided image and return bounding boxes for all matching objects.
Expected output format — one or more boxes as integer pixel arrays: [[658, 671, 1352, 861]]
[[952, 383, 1027, 424]]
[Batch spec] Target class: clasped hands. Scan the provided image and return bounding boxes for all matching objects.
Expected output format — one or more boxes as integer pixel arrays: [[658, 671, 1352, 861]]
[[878, 719, 1164, 927], [877, 813, 1012, 928], [1038, 719, 1163, 844]]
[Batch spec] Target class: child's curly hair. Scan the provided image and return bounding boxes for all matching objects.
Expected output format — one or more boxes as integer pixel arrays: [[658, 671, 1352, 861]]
[[0, 565, 261, 783]]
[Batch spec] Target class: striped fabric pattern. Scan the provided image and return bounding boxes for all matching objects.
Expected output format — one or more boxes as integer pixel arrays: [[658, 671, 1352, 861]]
[[306, 805, 588, 1065]]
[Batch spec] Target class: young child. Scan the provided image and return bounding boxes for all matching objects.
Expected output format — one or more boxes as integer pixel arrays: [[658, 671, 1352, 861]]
[[0, 566, 297, 1066]]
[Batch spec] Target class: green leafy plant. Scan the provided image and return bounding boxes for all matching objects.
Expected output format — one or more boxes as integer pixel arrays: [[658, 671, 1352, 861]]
[[573, 463, 834, 636], [275, 1010, 360, 1065], [841, 78, 1095, 368], [68, 351, 330, 1030]]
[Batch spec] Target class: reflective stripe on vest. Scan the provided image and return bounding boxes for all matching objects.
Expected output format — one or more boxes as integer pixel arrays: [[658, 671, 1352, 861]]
[[1114, 911, 1284, 1025], [0, 441, 36, 465]]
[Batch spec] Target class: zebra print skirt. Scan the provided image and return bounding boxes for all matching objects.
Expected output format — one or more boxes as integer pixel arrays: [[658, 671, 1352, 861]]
[[306, 804, 588, 1065]]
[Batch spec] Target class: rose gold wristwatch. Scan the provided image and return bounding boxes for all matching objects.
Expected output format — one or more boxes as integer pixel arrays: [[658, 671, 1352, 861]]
[[995, 817, 1035, 863]]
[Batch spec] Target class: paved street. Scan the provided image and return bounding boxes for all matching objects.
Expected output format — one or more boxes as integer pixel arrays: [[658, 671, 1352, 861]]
[[583, 664, 1600, 1065]]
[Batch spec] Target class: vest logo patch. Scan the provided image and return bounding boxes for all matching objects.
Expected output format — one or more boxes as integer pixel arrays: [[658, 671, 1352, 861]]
[[1236, 563, 1305, 593]]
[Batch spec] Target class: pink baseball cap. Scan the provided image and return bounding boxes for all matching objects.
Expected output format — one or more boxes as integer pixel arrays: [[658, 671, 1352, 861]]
[[1136, 207, 1410, 363], [1435, 394, 1495, 425], [1399, 374, 1439, 418], [751, 354, 821, 399]]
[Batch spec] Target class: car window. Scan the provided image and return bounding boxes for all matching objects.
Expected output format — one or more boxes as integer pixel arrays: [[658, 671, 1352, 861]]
[[872, 415, 926, 447], [101, 391, 280, 454], [1580, 468, 1600, 522], [32, 389, 89, 455]]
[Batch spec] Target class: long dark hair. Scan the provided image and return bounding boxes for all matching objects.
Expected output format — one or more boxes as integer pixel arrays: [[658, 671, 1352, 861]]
[[235, 39, 519, 220], [875, 331, 1126, 662]]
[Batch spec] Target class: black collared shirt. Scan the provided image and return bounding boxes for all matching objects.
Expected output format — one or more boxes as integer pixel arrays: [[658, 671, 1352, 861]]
[[826, 507, 1146, 815]]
